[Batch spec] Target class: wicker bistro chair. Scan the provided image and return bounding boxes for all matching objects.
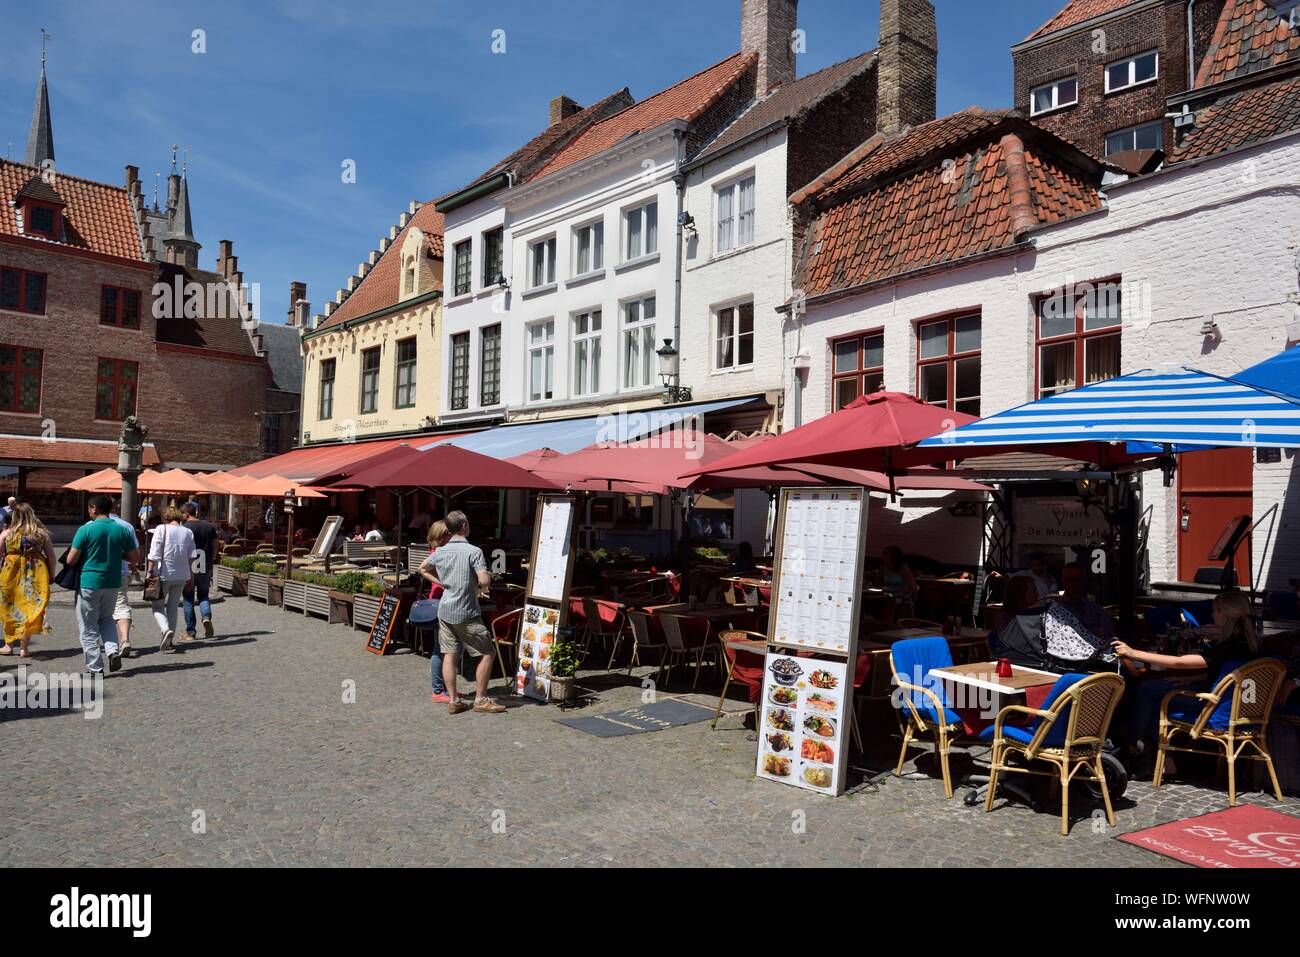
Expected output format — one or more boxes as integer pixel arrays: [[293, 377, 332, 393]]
[[625, 609, 670, 683], [490, 608, 522, 684], [1155, 658, 1287, 806], [889, 637, 966, 798], [980, 672, 1125, 836]]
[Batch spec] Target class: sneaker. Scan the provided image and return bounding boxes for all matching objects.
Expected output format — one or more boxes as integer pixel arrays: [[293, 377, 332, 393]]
[[473, 698, 507, 714], [431, 691, 452, 704], [108, 651, 122, 673], [159, 630, 174, 652], [203, 618, 215, 639], [180, 634, 196, 642], [448, 700, 471, 715], [121, 644, 134, 659]]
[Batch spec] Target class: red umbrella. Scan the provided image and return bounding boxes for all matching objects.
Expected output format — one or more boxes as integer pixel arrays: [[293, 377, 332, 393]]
[[506, 448, 666, 495], [330, 443, 558, 492], [681, 391, 982, 477], [546, 433, 804, 491]]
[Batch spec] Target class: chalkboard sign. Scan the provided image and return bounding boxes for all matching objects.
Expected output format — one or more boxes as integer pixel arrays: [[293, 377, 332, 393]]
[[365, 592, 403, 655]]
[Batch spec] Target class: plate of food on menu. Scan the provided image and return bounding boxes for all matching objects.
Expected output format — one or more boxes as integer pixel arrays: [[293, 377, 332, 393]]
[[801, 764, 833, 789], [800, 738, 835, 765], [540, 630, 555, 646], [805, 692, 838, 713], [808, 669, 840, 690], [762, 755, 792, 778], [543, 609, 559, 625], [520, 643, 535, 658], [525, 606, 543, 623], [766, 708, 794, 732], [765, 732, 793, 754], [803, 714, 837, 739], [768, 686, 798, 707]]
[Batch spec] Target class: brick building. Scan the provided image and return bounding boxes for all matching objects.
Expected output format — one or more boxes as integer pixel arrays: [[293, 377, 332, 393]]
[[0, 57, 293, 527]]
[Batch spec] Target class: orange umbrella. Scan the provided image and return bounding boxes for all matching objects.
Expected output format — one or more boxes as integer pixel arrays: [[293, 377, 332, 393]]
[[227, 473, 327, 499], [154, 468, 212, 494], [63, 467, 119, 491]]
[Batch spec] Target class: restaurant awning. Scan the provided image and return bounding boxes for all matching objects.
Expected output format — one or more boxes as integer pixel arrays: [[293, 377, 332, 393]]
[[227, 435, 468, 483], [919, 366, 1300, 453], [421, 398, 758, 459]]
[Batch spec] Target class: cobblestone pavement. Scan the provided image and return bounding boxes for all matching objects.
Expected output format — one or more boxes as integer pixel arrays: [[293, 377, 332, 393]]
[[2, 589, 1296, 867]]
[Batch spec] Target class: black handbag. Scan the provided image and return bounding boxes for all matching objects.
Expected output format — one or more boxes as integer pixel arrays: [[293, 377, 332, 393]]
[[53, 548, 81, 593]]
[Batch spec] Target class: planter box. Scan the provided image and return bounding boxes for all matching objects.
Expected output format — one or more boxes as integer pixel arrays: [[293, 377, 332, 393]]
[[282, 579, 308, 613], [329, 590, 354, 627], [249, 572, 284, 606], [304, 583, 342, 623], [352, 593, 383, 632], [214, 565, 242, 595]]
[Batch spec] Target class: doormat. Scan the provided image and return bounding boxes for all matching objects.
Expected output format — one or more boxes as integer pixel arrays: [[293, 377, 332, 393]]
[[1118, 806, 1300, 868], [555, 699, 714, 738]]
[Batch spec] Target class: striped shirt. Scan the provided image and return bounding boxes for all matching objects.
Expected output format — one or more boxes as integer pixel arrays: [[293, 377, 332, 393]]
[[427, 537, 486, 624]]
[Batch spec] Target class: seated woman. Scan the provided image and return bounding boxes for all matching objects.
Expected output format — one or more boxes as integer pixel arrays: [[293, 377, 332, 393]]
[[875, 545, 917, 609], [1111, 591, 1263, 774]]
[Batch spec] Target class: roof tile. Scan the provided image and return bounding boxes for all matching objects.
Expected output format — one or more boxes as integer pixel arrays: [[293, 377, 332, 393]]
[[1169, 72, 1300, 162], [1025, 0, 1142, 42], [0, 159, 146, 262], [1195, 0, 1300, 87]]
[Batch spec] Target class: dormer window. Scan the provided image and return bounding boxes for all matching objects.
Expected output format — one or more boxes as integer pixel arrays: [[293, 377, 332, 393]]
[[22, 200, 60, 239]]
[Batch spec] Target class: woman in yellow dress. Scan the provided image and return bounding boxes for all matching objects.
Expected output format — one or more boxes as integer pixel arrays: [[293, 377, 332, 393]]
[[0, 502, 57, 658]]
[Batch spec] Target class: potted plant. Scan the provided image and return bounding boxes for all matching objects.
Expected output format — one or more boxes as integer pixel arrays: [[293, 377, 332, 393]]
[[546, 630, 582, 704]]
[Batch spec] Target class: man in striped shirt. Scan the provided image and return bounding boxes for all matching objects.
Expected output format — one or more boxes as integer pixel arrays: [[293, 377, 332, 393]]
[[426, 511, 506, 715]]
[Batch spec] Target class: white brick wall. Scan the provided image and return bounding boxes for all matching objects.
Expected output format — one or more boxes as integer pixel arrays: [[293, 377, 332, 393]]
[[790, 133, 1300, 587]]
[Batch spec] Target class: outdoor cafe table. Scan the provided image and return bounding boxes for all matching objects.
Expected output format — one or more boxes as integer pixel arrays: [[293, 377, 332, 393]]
[[929, 661, 1061, 735]]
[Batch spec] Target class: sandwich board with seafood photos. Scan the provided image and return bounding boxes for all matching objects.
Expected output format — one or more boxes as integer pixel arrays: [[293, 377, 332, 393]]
[[516, 495, 577, 702], [756, 487, 868, 796]]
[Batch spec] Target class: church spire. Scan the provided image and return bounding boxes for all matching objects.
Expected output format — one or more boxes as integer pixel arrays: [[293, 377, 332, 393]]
[[24, 30, 55, 168], [173, 161, 196, 245]]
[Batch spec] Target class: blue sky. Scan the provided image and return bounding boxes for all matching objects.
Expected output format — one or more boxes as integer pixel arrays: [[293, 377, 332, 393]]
[[1, 0, 1069, 324]]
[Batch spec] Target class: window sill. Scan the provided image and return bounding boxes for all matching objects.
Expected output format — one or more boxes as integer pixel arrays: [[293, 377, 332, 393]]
[[0, 309, 47, 319], [446, 293, 475, 307], [1104, 76, 1159, 96], [0, 410, 43, 418], [708, 243, 758, 264], [710, 363, 755, 376], [614, 253, 660, 274], [522, 282, 557, 300], [1029, 101, 1078, 119], [99, 323, 143, 331], [565, 269, 607, 289]]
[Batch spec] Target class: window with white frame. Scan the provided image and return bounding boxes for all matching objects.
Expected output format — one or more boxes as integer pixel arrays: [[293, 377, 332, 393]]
[[623, 201, 658, 261], [1105, 50, 1158, 93], [622, 296, 657, 390], [714, 301, 754, 371], [529, 236, 557, 289], [715, 175, 755, 253], [1030, 77, 1078, 115], [572, 309, 602, 396], [527, 320, 555, 402], [573, 220, 604, 275], [1105, 120, 1164, 155]]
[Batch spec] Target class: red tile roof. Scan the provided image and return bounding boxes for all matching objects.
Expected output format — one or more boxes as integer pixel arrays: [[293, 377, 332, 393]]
[[534, 53, 757, 179], [0, 434, 161, 467], [0, 159, 146, 263], [315, 202, 445, 331], [796, 110, 1105, 299], [1169, 72, 1300, 162], [1195, 0, 1300, 88], [1025, 0, 1141, 42], [436, 89, 636, 205]]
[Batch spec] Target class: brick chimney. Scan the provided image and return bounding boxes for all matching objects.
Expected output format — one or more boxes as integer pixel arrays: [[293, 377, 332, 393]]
[[741, 0, 798, 95], [877, 0, 937, 136], [287, 281, 308, 327], [549, 95, 582, 126]]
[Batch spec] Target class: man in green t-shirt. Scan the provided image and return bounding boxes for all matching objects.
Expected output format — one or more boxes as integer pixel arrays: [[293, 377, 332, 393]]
[[68, 495, 142, 674]]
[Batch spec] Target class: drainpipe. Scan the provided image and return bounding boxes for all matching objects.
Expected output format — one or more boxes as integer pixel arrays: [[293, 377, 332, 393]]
[[1186, 0, 1199, 88], [673, 130, 687, 402]]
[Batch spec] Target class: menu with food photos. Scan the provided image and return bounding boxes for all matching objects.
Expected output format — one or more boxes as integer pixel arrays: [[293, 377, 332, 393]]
[[527, 497, 575, 603], [755, 654, 851, 796], [515, 602, 560, 702], [770, 488, 867, 655]]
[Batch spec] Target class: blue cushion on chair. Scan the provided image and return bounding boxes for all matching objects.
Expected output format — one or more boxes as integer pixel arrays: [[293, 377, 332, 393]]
[[891, 636, 961, 726], [1167, 660, 1264, 731], [975, 672, 1088, 747]]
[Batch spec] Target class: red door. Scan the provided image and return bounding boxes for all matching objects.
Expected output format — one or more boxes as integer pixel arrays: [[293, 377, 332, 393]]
[[1177, 449, 1252, 584]]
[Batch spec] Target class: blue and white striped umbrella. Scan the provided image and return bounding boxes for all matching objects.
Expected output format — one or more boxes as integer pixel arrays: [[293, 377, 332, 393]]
[[919, 367, 1300, 451]]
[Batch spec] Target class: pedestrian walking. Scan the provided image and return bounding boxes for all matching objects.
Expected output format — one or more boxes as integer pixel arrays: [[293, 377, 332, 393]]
[[67, 495, 141, 675], [146, 507, 195, 652], [181, 501, 217, 640], [417, 519, 457, 704], [0, 502, 56, 659], [107, 507, 139, 657], [424, 511, 505, 715]]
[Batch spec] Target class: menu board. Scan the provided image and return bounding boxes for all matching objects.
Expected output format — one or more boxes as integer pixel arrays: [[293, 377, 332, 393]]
[[770, 488, 866, 655], [515, 602, 561, 701], [364, 592, 403, 655], [755, 654, 851, 796], [528, 497, 575, 603]]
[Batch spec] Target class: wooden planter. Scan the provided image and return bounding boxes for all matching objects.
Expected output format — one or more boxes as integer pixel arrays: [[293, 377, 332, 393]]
[[352, 593, 383, 632], [282, 579, 308, 613], [304, 583, 342, 622], [214, 565, 244, 595], [267, 578, 284, 607], [247, 571, 271, 603], [328, 590, 355, 627]]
